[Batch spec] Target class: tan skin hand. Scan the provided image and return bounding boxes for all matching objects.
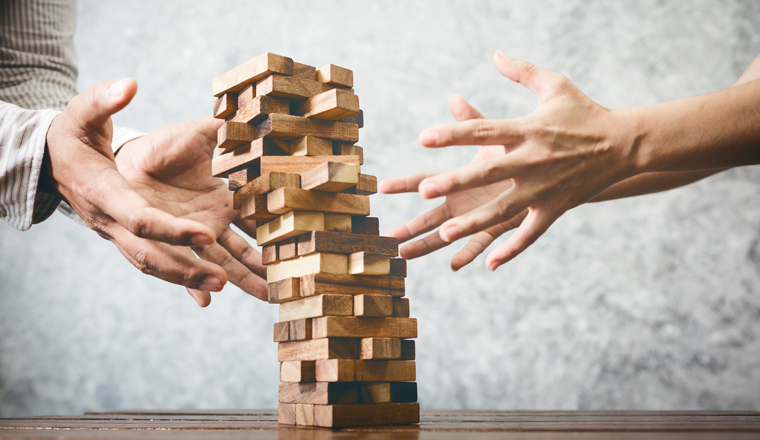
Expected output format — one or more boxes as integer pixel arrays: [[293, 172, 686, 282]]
[[115, 117, 268, 306]]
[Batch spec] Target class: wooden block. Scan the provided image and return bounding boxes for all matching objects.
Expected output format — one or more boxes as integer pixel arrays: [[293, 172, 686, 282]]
[[267, 253, 348, 284], [279, 382, 358, 405], [389, 258, 407, 278], [213, 93, 236, 119], [289, 136, 333, 157], [312, 317, 417, 339], [343, 174, 377, 195], [273, 321, 290, 342], [212, 52, 293, 96], [293, 62, 316, 80], [324, 214, 352, 233], [295, 404, 315, 426], [257, 114, 359, 143], [212, 138, 288, 178], [289, 319, 312, 341], [262, 243, 279, 264], [315, 359, 355, 382], [260, 154, 361, 175], [400, 339, 415, 360], [360, 338, 401, 359], [340, 109, 364, 128], [216, 121, 256, 152], [356, 360, 416, 382], [316, 64, 353, 88], [256, 74, 337, 100], [300, 162, 359, 192], [393, 297, 410, 318], [278, 403, 297, 425], [354, 294, 393, 317], [293, 89, 359, 120], [300, 273, 404, 295], [241, 194, 277, 221], [351, 216, 379, 235], [278, 237, 298, 260], [278, 294, 353, 322], [333, 143, 364, 165], [349, 252, 390, 276], [267, 188, 370, 216], [360, 382, 417, 404], [280, 361, 316, 382], [302, 280, 393, 298], [233, 172, 300, 210], [313, 402, 420, 428], [228, 95, 290, 124], [278, 338, 359, 361], [227, 167, 257, 192], [236, 84, 256, 108], [256, 211, 324, 246], [268, 278, 300, 304], [296, 231, 398, 257]]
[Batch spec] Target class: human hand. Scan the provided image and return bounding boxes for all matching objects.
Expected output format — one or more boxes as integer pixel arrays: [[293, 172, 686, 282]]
[[380, 94, 527, 271], [382, 51, 637, 271], [115, 117, 268, 306]]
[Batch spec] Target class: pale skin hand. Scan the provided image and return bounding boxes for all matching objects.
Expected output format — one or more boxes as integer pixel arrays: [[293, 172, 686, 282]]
[[381, 50, 760, 271], [115, 117, 268, 306]]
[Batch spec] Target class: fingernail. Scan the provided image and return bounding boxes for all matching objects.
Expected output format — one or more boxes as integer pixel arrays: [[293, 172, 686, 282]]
[[495, 50, 509, 60], [419, 181, 440, 198], [419, 130, 439, 146], [191, 233, 213, 246], [108, 78, 131, 98], [440, 224, 460, 242], [199, 276, 223, 292]]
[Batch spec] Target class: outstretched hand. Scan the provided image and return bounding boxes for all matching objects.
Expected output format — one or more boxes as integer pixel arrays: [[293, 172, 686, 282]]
[[381, 51, 636, 271], [115, 117, 268, 306]]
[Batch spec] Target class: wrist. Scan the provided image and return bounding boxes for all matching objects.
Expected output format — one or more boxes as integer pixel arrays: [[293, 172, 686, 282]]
[[614, 106, 651, 176]]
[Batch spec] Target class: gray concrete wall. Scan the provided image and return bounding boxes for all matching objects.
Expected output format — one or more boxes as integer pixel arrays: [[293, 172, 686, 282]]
[[1, 0, 760, 416]]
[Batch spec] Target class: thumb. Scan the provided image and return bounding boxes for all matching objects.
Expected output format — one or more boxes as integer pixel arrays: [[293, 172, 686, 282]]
[[66, 78, 138, 136], [492, 51, 568, 103]]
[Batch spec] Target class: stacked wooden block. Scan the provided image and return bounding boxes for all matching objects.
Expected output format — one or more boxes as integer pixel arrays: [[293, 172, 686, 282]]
[[211, 53, 419, 428]]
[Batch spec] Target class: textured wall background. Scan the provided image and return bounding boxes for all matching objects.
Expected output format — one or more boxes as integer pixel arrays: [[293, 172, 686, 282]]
[[1, 0, 760, 416]]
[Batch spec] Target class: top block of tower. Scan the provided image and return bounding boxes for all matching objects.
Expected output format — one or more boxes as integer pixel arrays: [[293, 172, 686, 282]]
[[213, 53, 294, 96]]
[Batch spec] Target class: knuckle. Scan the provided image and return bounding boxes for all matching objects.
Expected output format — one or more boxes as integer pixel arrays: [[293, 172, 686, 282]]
[[132, 248, 154, 275], [470, 120, 496, 144], [126, 212, 150, 239], [481, 161, 503, 184]]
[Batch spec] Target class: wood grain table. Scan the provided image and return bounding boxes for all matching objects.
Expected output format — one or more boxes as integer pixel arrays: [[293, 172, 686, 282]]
[[1, 410, 759, 439]]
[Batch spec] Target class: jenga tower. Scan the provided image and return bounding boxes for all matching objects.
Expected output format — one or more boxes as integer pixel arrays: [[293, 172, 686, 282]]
[[210, 53, 419, 428]]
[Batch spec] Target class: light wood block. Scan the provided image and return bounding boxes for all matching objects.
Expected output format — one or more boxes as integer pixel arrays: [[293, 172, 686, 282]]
[[324, 214, 352, 233], [273, 321, 289, 342], [279, 382, 358, 405], [313, 402, 420, 428], [240, 193, 277, 221], [268, 278, 300, 304], [312, 316, 417, 339], [299, 273, 405, 294], [354, 294, 393, 317], [212, 139, 288, 178], [262, 243, 278, 265], [360, 382, 417, 404], [349, 252, 391, 275], [212, 52, 293, 96], [294, 89, 359, 120], [400, 339, 415, 360], [296, 231, 398, 257], [260, 154, 361, 175], [393, 297, 410, 318], [343, 174, 377, 195], [315, 359, 355, 382], [256, 211, 324, 246], [333, 143, 363, 165], [213, 93, 236, 119], [227, 95, 290, 124], [267, 188, 369, 216], [280, 361, 315, 382], [256, 74, 342, 100], [289, 319, 311, 341], [257, 114, 359, 143], [293, 62, 317, 80], [351, 216, 379, 235], [289, 136, 332, 156], [316, 64, 353, 88], [236, 84, 255, 108], [295, 404, 315, 426], [233, 172, 300, 210], [340, 109, 364, 128], [313, 360, 416, 382], [360, 338, 401, 359], [267, 252, 348, 284], [389, 258, 407, 278], [278, 294, 353, 322], [278, 338, 359, 361], [301, 279, 394, 297], [300, 162, 359, 192], [278, 403, 297, 425], [216, 121, 256, 152], [278, 237, 298, 260]]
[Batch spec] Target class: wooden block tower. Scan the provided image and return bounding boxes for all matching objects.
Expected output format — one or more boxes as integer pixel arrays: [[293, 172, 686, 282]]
[[211, 53, 419, 428]]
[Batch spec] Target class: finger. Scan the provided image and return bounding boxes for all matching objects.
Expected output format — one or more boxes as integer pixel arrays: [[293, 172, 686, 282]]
[[108, 223, 227, 290], [186, 288, 212, 308], [187, 117, 224, 155], [379, 172, 439, 194], [449, 94, 487, 121], [67, 78, 138, 141], [450, 211, 527, 271], [438, 183, 534, 243], [233, 217, 259, 240], [417, 153, 524, 199], [218, 228, 266, 278], [385, 203, 452, 244], [399, 230, 451, 260], [486, 206, 558, 270], [492, 50, 571, 103], [194, 238, 267, 302], [418, 116, 526, 148]]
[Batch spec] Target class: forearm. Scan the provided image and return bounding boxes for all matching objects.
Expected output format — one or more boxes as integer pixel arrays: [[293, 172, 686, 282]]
[[591, 169, 725, 202]]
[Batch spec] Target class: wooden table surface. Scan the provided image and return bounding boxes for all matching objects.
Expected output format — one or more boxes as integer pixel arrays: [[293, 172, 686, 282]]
[[2, 410, 760, 439]]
